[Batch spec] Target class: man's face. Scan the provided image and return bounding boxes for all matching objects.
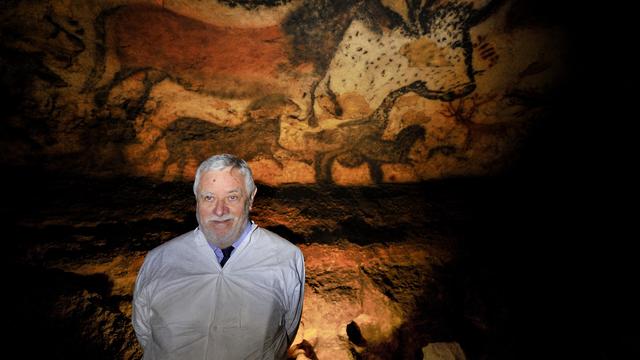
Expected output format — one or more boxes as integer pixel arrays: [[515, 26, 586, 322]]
[[196, 167, 255, 248]]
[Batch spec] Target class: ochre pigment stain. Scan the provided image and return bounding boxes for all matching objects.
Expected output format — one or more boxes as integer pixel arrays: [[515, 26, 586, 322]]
[[111, 4, 291, 96]]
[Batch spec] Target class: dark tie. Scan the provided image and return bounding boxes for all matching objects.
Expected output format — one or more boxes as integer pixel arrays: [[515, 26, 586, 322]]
[[220, 246, 234, 267]]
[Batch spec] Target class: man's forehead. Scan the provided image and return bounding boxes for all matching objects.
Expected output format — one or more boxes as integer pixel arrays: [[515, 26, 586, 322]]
[[199, 167, 246, 191]]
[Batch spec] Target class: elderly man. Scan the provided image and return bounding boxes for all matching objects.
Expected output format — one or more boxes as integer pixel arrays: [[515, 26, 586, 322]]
[[132, 154, 305, 359]]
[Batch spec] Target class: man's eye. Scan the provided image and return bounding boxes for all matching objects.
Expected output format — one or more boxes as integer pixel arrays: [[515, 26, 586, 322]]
[[204, 195, 214, 201], [228, 195, 238, 201]]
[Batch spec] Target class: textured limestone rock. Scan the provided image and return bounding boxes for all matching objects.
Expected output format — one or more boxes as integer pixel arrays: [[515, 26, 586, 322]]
[[44, 241, 451, 359], [2, 0, 577, 358], [8, 173, 489, 359], [0, 0, 567, 184], [422, 342, 466, 360]]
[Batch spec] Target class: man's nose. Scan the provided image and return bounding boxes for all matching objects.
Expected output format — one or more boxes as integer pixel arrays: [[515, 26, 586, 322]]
[[213, 200, 228, 216]]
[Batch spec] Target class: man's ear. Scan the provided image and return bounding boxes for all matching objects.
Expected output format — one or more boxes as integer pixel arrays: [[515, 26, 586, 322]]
[[249, 187, 257, 210]]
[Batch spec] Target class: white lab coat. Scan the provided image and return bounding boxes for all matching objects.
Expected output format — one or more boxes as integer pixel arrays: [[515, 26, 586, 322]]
[[132, 224, 305, 360]]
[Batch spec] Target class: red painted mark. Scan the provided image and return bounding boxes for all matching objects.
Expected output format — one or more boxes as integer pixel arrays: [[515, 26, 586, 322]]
[[109, 4, 294, 94]]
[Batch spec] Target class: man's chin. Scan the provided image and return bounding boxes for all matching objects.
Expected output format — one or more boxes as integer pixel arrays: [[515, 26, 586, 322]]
[[203, 229, 235, 248]]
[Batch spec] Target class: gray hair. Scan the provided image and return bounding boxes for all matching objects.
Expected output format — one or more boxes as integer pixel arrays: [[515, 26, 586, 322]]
[[193, 154, 256, 197]]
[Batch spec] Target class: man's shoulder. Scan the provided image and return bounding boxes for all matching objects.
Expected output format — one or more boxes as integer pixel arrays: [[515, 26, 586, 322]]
[[253, 226, 301, 254], [146, 229, 197, 258]]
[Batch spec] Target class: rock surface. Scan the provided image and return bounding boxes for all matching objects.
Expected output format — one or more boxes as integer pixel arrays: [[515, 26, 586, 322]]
[[0, 0, 566, 184], [6, 172, 511, 359], [4, 1, 612, 359]]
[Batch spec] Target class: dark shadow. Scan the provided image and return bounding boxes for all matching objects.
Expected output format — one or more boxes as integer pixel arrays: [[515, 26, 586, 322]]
[[7, 265, 124, 360]]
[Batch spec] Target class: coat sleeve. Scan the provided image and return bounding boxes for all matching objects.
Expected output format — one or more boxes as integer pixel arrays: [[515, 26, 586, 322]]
[[284, 248, 305, 346], [132, 257, 152, 349]]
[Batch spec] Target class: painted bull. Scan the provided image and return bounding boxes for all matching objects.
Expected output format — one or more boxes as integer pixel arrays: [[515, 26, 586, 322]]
[[83, 3, 317, 121], [312, 0, 504, 122]]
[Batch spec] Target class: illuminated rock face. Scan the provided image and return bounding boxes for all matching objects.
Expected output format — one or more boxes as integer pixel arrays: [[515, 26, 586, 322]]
[[7, 175, 484, 359], [297, 242, 444, 359], [40, 242, 446, 359], [0, 0, 566, 184], [2, 1, 572, 359]]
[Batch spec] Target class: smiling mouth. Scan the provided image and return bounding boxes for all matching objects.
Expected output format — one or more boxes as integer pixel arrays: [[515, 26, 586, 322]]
[[209, 219, 232, 227]]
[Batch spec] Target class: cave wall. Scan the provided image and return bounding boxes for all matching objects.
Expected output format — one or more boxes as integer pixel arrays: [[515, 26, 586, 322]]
[[0, 0, 566, 184], [2, 1, 596, 360]]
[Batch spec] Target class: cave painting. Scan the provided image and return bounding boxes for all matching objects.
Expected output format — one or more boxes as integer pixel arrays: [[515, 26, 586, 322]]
[[310, 84, 427, 183], [146, 116, 297, 179], [312, 0, 490, 122], [84, 3, 316, 121], [85, 0, 504, 184]]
